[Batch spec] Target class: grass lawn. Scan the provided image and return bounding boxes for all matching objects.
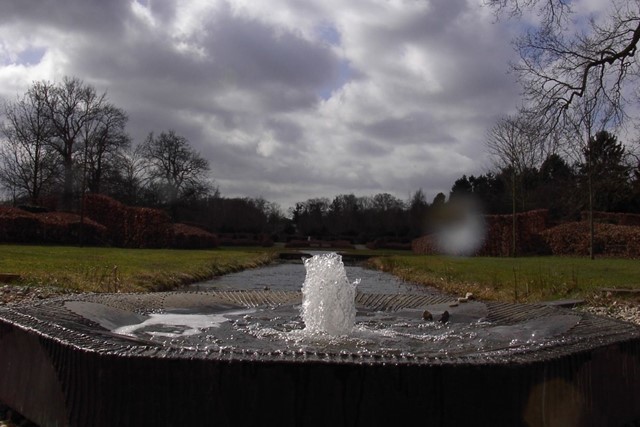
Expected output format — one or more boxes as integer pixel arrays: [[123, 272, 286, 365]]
[[0, 244, 277, 292], [2, 244, 638, 303], [368, 254, 640, 302]]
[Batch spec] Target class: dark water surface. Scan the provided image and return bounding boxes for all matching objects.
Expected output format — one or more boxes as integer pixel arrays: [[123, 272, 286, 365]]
[[189, 259, 439, 295], [109, 254, 582, 357]]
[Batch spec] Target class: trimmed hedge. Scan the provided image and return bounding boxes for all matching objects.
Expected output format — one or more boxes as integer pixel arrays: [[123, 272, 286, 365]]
[[410, 234, 438, 255], [83, 195, 218, 249], [84, 194, 172, 248], [38, 212, 107, 245], [83, 194, 129, 246], [412, 211, 640, 258], [126, 207, 173, 249], [479, 209, 548, 256], [0, 207, 107, 245], [1, 197, 218, 249], [217, 233, 273, 247], [172, 223, 218, 249], [0, 206, 42, 243], [412, 210, 549, 256], [580, 211, 640, 227], [284, 239, 355, 249], [366, 238, 412, 250], [540, 221, 640, 257]]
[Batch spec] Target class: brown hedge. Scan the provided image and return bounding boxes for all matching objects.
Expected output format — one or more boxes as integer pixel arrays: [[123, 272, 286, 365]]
[[126, 207, 172, 248], [412, 210, 549, 256], [172, 223, 218, 249], [580, 211, 640, 227], [84, 195, 222, 249], [366, 238, 412, 250], [478, 209, 548, 256], [540, 221, 640, 257], [0, 207, 107, 245], [83, 194, 129, 246], [411, 234, 438, 255], [84, 194, 172, 248], [2, 196, 222, 249], [0, 206, 43, 243], [37, 212, 107, 245], [284, 239, 355, 249], [217, 233, 273, 247]]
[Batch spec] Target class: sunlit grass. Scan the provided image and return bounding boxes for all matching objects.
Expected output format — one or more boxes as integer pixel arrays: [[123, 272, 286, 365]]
[[2, 244, 638, 303], [368, 254, 640, 302], [0, 244, 277, 292]]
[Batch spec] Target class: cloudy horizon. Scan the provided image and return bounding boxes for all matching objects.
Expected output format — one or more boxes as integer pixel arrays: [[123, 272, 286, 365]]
[[1, 0, 533, 211]]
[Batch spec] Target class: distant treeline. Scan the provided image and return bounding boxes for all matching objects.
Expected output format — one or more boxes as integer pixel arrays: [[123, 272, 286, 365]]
[[2, 78, 640, 244]]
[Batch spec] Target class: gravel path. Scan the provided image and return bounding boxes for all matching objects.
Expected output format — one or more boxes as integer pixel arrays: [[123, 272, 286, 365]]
[[0, 285, 76, 307], [578, 296, 640, 326], [0, 286, 639, 427]]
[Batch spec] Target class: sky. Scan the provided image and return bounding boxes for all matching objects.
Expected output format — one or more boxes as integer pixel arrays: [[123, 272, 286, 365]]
[[0, 0, 551, 211]]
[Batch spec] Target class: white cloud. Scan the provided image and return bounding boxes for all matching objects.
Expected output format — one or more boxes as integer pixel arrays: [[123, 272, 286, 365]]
[[0, 0, 525, 209]]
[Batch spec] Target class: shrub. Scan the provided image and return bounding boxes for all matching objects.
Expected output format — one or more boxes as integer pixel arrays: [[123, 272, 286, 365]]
[[540, 221, 640, 257], [284, 239, 355, 249], [580, 211, 640, 227], [125, 207, 172, 248], [412, 210, 549, 256], [37, 212, 107, 245], [366, 238, 412, 250], [0, 207, 108, 245], [0, 206, 43, 243], [217, 233, 273, 247], [410, 234, 438, 255], [84, 194, 129, 246], [84, 194, 172, 248], [479, 210, 548, 256], [172, 223, 218, 249]]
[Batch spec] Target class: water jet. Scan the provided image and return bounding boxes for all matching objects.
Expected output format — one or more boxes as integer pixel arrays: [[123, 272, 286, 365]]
[[0, 253, 638, 426]]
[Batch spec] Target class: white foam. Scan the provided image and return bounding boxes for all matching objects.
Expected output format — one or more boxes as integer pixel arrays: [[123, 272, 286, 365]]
[[113, 309, 254, 338], [301, 252, 359, 336]]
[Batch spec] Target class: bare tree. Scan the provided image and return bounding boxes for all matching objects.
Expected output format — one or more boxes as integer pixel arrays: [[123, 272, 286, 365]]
[[109, 144, 146, 205], [79, 104, 130, 194], [139, 130, 210, 219], [0, 82, 59, 204], [561, 85, 618, 258], [0, 77, 133, 212], [488, 0, 640, 258], [488, 0, 640, 129], [486, 112, 544, 255], [42, 76, 107, 210], [486, 0, 573, 27]]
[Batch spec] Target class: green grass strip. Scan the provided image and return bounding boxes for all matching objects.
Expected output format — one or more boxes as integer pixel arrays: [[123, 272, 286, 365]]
[[0, 244, 277, 293], [369, 254, 640, 302]]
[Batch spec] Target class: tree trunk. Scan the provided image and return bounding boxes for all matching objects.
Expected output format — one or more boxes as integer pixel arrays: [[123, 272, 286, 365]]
[[588, 166, 595, 260], [512, 171, 517, 257], [62, 156, 75, 212]]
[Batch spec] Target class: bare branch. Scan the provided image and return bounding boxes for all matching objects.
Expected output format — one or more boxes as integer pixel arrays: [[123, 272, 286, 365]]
[[491, 0, 640, 134]]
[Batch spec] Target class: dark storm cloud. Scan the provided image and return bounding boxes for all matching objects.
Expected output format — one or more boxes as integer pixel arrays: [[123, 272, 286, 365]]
[[0, 0, 130, 34], [265, 118, 304, 146], [0, 0, 533, 209], [207, 9, 337, 90], [350, 139, 393, 158], [69, 3, 339, 113], [361, 114, 458, 147]]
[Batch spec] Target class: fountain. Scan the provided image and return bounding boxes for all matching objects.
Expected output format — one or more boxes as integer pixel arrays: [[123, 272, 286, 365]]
[[301, 252, 358, 336], [0, 253, 639, 426]]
